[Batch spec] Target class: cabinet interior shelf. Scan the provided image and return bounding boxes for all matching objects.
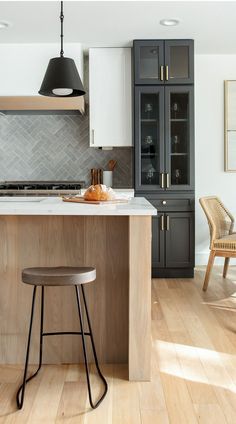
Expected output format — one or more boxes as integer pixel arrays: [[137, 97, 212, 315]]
[[141, 152, 158, 156], [170, 119, 188, 122], [141, 170, 158, 173], [171, 153, 188, 156], [141, 119, 158, 123]]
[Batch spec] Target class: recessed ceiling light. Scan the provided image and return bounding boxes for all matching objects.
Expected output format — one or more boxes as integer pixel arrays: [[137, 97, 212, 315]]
[[0, 21, 10, 29], [160, 19, 179, 26]]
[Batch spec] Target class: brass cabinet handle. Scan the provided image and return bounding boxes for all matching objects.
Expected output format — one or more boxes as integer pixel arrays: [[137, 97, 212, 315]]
[[166, 215, 170, 231], [165, 65, 169, 81], [160, 215, 164, 231], [160, 173, 164, 188], [160, 65, 164, 81], [166, 173, 170, 188]]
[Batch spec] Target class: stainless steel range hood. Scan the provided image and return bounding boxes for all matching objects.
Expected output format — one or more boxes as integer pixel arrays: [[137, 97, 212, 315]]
[[0, 96, 85, 114]]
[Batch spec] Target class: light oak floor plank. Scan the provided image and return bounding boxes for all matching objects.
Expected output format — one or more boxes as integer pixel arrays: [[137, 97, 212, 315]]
[[1, 267, 236, 423]]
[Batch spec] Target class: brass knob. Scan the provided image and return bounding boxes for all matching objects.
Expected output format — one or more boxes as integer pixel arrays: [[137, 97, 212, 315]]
[[162, 200, 167, 205]]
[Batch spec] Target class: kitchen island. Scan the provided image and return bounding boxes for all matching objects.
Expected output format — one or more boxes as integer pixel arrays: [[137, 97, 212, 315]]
[[0, 196, 156, 381]]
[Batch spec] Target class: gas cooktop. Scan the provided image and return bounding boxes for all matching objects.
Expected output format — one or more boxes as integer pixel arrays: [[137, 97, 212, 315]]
[[0, 181, 85, 196]]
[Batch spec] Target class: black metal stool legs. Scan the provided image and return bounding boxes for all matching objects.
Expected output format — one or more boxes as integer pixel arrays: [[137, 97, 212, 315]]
[[75, 285, 108, 409], [16, 284, 107, 410], [16, 286, 44, 409]]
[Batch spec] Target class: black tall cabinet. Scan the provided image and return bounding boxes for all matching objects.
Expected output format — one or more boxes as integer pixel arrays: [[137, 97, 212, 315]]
[[133, 39, 195, 278]]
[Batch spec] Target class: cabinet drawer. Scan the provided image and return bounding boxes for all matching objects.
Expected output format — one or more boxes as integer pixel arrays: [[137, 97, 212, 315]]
[[148, 198, 194, 211]]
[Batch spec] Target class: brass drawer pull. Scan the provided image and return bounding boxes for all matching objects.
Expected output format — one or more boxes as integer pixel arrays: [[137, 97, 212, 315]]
[[165, 65, 169, 81], [160, 173, 164, 188], [166, 173, 170, 188], [166, 215, 170, 231], [161, 215, 164, 231], [160, 65, 164, 81]]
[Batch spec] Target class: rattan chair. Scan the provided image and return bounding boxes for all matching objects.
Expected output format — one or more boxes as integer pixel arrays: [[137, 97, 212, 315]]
[[199, 196, 236, 291]]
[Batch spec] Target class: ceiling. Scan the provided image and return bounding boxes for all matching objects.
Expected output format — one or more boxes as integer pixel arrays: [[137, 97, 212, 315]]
[[0, 1, 236, 54]]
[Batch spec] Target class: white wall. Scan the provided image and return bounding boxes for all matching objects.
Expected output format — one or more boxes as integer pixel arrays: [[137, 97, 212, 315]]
[[195, 54, 236, 264], [0, 44, 83, 95]]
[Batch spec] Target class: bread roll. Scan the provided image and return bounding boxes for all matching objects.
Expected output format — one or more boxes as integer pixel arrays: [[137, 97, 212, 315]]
[[84, 184, 116, 201]]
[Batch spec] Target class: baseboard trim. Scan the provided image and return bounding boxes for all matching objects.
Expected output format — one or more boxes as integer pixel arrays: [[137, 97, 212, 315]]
[[152, 268, 194, 278]]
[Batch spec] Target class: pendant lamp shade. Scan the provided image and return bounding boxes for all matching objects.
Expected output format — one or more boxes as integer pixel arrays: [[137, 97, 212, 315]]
[[38, 57, 85, 97], [38, 1, 85, 98]]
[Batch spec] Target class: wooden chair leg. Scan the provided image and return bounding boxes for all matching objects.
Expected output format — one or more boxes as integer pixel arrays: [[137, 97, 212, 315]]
[[223, 257, 230, 278], [203, 251, 215, 291]]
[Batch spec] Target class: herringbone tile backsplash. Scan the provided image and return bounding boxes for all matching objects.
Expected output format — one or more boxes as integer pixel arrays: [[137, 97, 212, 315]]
[[0, 114, 133, 187]]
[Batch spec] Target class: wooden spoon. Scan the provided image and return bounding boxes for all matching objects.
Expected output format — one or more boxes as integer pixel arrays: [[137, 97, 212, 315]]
[[108, 160, 117, 171]]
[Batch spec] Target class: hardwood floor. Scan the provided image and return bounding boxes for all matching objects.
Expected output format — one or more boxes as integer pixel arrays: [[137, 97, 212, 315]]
[[1, 266, 236, 423]]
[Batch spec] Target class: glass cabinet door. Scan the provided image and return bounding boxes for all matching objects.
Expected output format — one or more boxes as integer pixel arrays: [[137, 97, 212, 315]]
[[135, 86, 164, 191], [165, 40, 194, 85], [134, 41, 164, 85], [165, 86, 194, 190]]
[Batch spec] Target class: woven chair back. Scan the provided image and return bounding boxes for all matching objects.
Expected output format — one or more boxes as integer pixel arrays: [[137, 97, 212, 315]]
[[199, 196, 234, 248]]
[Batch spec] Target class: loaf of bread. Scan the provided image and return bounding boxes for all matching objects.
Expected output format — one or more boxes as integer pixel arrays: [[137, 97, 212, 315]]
[[84, 184, 116, 201]]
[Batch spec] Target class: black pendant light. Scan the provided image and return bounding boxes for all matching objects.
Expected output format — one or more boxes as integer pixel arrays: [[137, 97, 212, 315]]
[[39, 1, 85, 97]]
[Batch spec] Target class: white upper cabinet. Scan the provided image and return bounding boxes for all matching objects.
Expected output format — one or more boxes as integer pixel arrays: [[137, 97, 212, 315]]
[[89, 48, 132, 147]]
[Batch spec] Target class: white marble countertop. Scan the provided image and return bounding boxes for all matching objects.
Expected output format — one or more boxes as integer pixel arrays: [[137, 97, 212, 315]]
[[0, 196, 157, 216]]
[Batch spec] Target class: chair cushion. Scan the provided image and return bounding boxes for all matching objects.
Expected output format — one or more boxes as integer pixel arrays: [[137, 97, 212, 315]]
[[22, 266, 96, 286], [213, 233, 236, 251]]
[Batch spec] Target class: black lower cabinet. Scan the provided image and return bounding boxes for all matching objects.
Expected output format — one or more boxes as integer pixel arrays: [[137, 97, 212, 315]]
[[152, 211, 194, 278], [136, 193, 195, 278]]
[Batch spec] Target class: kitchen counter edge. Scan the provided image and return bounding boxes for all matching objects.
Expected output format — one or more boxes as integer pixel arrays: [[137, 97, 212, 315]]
[[0, 196, 157, 216]]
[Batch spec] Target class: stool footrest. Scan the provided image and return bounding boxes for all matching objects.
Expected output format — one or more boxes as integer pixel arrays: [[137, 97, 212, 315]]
[[43, 331, 91, 336]]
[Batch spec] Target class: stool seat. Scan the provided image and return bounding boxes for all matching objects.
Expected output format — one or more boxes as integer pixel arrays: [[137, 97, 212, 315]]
[[22, 266, 96, 286]]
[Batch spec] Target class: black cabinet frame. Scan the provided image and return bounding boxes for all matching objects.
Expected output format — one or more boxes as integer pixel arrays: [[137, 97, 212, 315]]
[[133, 38, 195, 279], [152, 211, 194, 276], [134, 39, 194, 85], [134, 85, 194, 192], [165, 212, 194, 268], [134, 40, 164, 85], [134, 86, 165, 191], [164, 40, 194, 85], [165, 85, 194, 191]]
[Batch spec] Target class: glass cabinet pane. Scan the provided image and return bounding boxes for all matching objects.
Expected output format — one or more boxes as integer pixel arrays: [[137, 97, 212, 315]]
[[169, 46, 189, 80], [140, 92, 161, 186], [134, 41, 164, 84], [170, 92, 190, 186], [165, 40, 193, 84], [139, 46, 160, 80]]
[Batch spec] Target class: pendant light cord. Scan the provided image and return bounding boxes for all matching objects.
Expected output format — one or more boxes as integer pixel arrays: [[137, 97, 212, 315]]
[[60, 1, 64, 57]]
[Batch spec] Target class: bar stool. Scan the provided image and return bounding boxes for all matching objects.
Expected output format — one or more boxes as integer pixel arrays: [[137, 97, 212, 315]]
[[16, 266, 108, 410]]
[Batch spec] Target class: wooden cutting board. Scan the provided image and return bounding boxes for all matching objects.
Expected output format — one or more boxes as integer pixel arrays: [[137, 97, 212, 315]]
[[62, 196, 128, 205]]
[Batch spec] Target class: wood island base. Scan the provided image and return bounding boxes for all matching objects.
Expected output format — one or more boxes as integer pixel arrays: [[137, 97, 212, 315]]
[[0, 215, 151, 381]]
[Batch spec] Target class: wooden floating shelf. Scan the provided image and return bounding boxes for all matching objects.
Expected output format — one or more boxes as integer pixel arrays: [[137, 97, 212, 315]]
[[0, 96, 85, 114]]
